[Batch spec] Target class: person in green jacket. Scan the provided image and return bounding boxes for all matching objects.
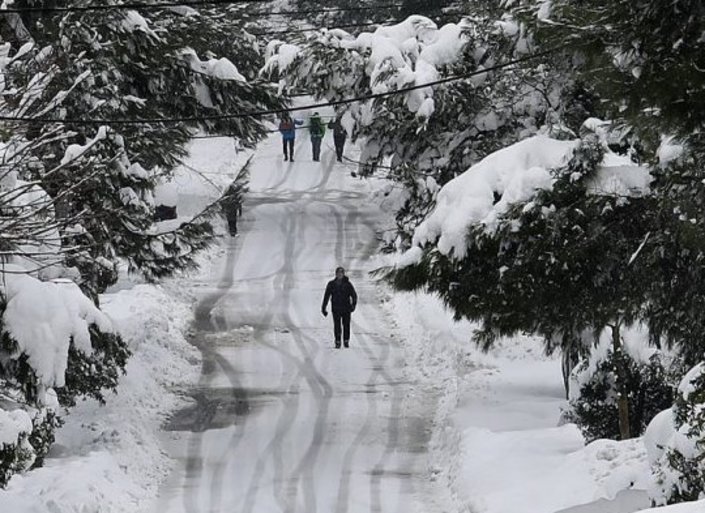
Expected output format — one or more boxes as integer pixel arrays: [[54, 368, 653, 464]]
[[309, 112, 326, 162]]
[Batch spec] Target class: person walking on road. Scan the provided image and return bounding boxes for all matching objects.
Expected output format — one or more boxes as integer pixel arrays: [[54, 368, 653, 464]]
[[220, 180, 245, 236], [321, 267, 357, 348], [279, 114, 302, 161], [328, 116, 348, 162], [309, 112, 326, 162]]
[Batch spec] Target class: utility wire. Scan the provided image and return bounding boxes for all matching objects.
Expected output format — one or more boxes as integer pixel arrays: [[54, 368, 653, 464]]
[[250, 11, 459, 36], [0, 0, 269, 13], [0, 47, 561, 126], [0, 0, 404, 15]]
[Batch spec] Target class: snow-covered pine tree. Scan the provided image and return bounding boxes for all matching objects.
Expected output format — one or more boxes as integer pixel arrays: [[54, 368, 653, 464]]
[[388, 128, 659, 438], [265, 10, 586, 247], [0, 43, 131, 485], [6, 1, 285, 297], [0, 0, 283, 486]]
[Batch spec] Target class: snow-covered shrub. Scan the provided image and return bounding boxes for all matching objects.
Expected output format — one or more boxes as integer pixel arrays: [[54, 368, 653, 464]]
[[0, 409, 34, 487], [648, 363, 705, 505], [567, 349, 676, 442], [0, 405, 59, 487], [57, 329, 130, 407], [0, 270, 127, 484]]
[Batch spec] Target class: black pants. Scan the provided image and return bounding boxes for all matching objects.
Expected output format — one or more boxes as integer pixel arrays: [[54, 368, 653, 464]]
[[332, 311, 351, 344], [334, 137, 346, 161], [311, 137, 322, 161], [226, 212, 238, 235], [283, 139, 294, 160]]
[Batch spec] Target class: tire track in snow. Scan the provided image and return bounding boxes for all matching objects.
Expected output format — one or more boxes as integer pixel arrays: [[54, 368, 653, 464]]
[[240, 211, 310, 513], [278, 205, 334, 513], [332, 204, 396, 513], [181, 238, 250, 513], [345, 206, 415, 513]]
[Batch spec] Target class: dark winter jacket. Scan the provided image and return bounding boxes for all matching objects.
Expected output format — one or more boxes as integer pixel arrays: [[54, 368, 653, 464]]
[[309, 115, 326, 140], [221, 182, 245, 217], [279, 119, 303, 141], [328, 119, 347, 143], [321, 277, 357, 314]]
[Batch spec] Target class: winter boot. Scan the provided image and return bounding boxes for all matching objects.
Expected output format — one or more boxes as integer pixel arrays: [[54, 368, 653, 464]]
[[343, 340, 349, 348]]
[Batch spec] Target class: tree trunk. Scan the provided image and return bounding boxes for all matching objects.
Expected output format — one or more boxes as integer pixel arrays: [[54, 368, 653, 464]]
[[561, 347, 580, 399], [611, 323, 631, 440]]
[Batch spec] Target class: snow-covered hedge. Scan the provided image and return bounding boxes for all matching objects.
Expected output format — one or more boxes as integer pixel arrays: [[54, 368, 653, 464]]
[[647, 363, 705, 505]]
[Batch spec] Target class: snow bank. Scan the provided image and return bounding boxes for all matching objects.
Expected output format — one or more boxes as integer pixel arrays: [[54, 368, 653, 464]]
[[379, 285, 652, 513], [1, 270, 113, 392], [3, 452, 145, 513], [637, 501, 705, 513], [0, 136, 230, 512], [0, 282, 201, 512], [407, 134, 650, 261], [459, 426, 649, 513]]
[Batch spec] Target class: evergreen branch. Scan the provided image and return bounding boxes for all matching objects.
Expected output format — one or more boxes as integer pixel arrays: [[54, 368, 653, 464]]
[[0, 46, 568, 126]]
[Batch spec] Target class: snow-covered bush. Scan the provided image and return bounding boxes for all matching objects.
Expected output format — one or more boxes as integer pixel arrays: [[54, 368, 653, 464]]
[[0, 270, 127, 484], [567, 348, 676, 442], [0, 403, 60, 487], [647, 363, 705, 505], [0, 408, 34, 487]]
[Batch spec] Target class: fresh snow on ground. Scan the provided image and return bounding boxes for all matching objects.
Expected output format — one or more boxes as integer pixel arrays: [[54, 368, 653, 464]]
[[636, 501, 705, 513], [382, 290, 653, 513]]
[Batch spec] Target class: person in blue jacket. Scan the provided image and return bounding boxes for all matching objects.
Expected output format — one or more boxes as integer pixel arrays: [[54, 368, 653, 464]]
[[279, 114, 302, 161]]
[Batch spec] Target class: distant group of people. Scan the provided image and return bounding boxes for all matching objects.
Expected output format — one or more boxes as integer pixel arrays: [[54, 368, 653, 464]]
[[278, 112, 348, 163]]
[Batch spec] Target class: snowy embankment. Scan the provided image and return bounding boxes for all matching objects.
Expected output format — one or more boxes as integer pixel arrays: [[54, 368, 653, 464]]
[[381, 291, 651, 513], [0, 137, 240, 512], [0, 283, 202, 513]]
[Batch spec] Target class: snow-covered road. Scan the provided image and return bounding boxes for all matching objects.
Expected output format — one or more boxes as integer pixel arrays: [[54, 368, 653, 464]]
[[150, 134, 435, 513]]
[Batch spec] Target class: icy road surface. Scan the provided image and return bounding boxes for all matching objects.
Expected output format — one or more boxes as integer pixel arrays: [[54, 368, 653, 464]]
[[151, 135, 437, 513]]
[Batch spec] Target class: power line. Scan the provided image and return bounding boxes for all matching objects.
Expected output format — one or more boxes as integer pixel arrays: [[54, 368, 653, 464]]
[[0, 47, 561, 126], [0, 0, 268, 14], [0, 0, 404, 15], [250, 11, 459, 36]]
